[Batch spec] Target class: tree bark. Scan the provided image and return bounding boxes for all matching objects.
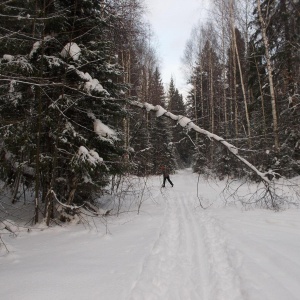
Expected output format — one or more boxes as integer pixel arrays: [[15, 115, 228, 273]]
[[34, 0, 47, 224], [230, 0, 251, 144], [256, 0, 279, 150], [221, 0, 228, 138]]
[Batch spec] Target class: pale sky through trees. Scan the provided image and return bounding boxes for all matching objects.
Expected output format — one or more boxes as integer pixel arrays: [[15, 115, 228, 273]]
[[144, 0, 210, 98]]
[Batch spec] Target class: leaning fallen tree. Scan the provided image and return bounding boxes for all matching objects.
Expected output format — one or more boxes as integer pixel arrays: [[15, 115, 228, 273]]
[[129, 101, 287, 210]]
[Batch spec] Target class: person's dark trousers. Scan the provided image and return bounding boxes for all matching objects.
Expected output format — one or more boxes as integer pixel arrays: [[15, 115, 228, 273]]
[[162, 176, 173, 187]]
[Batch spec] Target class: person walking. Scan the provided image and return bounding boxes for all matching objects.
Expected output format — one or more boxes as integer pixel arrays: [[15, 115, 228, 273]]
[[161, 165, 174, 187]]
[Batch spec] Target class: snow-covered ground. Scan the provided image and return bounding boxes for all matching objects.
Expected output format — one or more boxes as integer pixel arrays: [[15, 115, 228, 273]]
[[1, 169, 300, 300]]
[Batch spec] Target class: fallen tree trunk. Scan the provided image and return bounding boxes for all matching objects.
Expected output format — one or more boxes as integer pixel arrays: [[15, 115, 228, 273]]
[[129, 101, 277, 186]]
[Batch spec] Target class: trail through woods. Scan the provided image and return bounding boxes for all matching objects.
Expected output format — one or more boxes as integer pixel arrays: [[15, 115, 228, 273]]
[[1, 170, 300, 300], [129, 174, 243, 300]]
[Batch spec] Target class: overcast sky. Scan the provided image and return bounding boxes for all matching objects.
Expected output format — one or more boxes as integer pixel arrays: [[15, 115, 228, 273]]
[[144, 0, 210, 98]]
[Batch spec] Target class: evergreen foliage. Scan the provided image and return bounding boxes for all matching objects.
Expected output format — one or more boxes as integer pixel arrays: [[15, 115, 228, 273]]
[[249, 0, 300, 176], [0, 0, 128, 222], [148, 69, 176, 174], [167, 78, 190, 167], [1, 0, 300, 225], [183, 0, 300, 179]]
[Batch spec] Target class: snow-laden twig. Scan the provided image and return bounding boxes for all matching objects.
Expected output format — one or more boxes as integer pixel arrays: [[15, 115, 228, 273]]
[[196, 173, 213, 210], [49, 189, 84, 210], [0, 235, 9, 254]]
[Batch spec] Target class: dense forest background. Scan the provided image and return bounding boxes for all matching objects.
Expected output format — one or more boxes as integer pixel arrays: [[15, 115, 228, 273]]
[[0, 0, 299, 223]]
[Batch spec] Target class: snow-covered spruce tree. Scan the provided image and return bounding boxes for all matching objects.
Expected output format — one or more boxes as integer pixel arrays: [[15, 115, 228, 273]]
[[248, 0, 300, 177], [148, 68, 176, 174], [0, 0, 38, 205], [167, 77, 191, 167], [128, 43, 161, 176], [102, 0, 157, 176], [129, 108, 154, 176], [128, 55, 156, 176], [186, 35, 226, 175], [0, 0, 127, 223]]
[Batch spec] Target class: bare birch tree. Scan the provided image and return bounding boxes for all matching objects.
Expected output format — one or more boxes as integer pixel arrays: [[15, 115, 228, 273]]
[[256, 0, 279, 150]]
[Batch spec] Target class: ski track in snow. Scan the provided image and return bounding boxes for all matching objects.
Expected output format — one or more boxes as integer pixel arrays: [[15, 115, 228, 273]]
[[214, 211, 300, 300], [129, 174, 243, 300]]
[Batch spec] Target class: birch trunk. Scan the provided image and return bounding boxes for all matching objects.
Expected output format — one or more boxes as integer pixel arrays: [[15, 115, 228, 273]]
[[209, 48, 214, 135], [256, 0, 279, 150], [232, 36, 238, 137], [230, 0, 251, 144], [193, 72, 198, 142], [221, 0, 228, 137], [254, 56, 267, 138]]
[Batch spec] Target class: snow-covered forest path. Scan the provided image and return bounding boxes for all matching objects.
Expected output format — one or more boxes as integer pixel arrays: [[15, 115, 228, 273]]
[[1, 169, 300, 300], [130, 190, 209, 299], [129, 171, 243, 300]]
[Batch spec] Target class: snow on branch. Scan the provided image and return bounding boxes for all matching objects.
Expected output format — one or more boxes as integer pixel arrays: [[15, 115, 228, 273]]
[[61, 42, 81, 61], [30, 35, 53, 58], [67, 66, 109, 95], [75, 146, 103, 166], [129, 101, 273, 185], [1, 55, 33, 73], [50, 189, 83, 210], [93, 119, 118, 142]]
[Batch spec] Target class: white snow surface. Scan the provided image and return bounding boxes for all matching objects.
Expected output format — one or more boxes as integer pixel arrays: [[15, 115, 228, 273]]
[[1, 169, 300, 300]]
